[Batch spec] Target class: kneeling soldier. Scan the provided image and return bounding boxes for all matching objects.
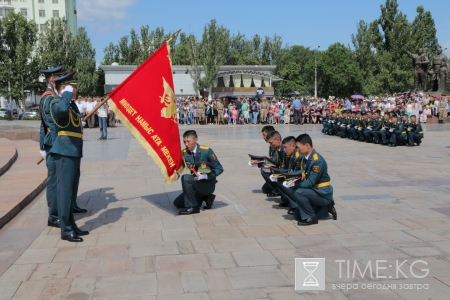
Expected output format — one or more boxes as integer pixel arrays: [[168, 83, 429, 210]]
[[174, 130, 224, 215], [286, 134, 337, 226], [406, 115, 424, 147]]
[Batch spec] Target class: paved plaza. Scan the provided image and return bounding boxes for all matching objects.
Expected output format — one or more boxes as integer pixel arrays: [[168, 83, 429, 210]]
[[0, 120, 450, 299]]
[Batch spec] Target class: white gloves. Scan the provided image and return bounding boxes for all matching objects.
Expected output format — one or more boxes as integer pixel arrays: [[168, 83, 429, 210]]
[[62, 85, 74, 93], [269, 175, 277, 182], [249, 161, 258, 167], [407, 128, 411, 131], [40, 150, 46, 160], [389, 129, 394, 132], [196, 173, 208, 180], [283, 181, 294, 188], [367, 127, 372, 131], [82, 121, 86, 127]]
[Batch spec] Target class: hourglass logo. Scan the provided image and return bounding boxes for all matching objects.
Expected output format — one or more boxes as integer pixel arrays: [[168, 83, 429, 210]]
[[295, 258, 325, 291]]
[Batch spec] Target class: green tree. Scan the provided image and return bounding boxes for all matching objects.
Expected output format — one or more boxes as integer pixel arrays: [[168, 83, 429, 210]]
[[0, 13, 39, 109], [201, 19, 230, 98], [171, 32, 191, 65], [187, 34, 203, 96], [411, 6, 439, 55], [74, 27, 97, 95], [317, 43, 363, 97], [37, 18, 77, 73]]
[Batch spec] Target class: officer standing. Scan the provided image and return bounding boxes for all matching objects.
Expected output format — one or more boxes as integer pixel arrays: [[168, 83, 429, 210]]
[[174, 130, 224, 215], [39, 66, 65, 228], [49, 72, 89, 242], [285, 134, 336, 226], [260, 98, 268, 124], [438, 96, 447, 124], [217, 99, 224, 125], [197, 97, 205, 125]]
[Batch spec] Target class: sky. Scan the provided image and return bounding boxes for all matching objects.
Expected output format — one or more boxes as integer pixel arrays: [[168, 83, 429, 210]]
[[77, 0, 450, 64]]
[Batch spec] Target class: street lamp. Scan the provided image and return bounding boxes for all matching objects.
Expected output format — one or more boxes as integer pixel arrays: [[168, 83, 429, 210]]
[[314, 46, 320, 99]]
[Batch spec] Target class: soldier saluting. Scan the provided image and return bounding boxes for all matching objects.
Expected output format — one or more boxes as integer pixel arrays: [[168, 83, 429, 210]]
[[49, 72, 89, 242]]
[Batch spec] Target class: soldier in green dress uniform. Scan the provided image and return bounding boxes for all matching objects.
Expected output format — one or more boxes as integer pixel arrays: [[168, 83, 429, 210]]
[[49, 72, 89, 242], [174, 130, 224, 215], [272, 136, 303, 217], [39, 66, 65, 228], [406, 115, 424, 146], [289, 134, 336, 226], [261, 131, 286, 197], [388, 114, 404, 147]]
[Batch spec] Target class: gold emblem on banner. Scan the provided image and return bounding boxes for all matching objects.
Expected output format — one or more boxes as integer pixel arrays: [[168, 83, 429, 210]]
[[201, 163, 206, 169], [160, 77, 177, 123]]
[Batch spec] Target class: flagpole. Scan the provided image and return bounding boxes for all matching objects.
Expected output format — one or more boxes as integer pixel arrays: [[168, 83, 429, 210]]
[[167, 29, 182, 44]]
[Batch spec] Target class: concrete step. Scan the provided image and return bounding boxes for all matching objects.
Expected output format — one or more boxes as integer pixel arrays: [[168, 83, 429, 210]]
[[0, 138, 17, 176], [0, 140, 47, 229], [426, 116, 450, 123]]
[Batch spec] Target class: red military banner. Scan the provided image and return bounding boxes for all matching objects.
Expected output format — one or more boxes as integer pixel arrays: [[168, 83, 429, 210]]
[[108, 42, 184, 183]]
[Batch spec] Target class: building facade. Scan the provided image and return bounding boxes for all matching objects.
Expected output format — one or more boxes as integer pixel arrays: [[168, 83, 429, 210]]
[[100, 65, 282, 98], [0, 0, 77, 35]]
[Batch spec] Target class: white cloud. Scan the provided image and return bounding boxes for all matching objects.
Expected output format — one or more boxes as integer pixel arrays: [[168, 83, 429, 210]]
[[443, 41, 450, 58], [77, 0, 138, 22]]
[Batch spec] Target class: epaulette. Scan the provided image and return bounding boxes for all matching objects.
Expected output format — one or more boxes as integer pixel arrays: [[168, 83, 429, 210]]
[[295, 152, 300, 158], [313, 153, 319, 161], [182, 149, 187, 153], [415, 122, 418, 124], [397, 122, 400, 124], [200, 145, 210, 150]]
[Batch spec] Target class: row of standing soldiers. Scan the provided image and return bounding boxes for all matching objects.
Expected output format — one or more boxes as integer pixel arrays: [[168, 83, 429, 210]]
[[321, 109, 424, 147]]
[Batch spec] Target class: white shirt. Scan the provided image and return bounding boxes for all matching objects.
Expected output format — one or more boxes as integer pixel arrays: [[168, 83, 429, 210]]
[[98, 104, 108, 118], [85, 101, 95, 112], [76, 101, 86, 113]]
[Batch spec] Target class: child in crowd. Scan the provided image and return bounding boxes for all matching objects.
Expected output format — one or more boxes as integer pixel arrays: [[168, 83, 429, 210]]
[[232, 106, 238, 125], [244, 106, 250, 124]]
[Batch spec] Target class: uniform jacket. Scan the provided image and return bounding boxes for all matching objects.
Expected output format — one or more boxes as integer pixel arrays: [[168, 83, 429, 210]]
[[409, 121, 424, 136], [39, 87, 58, 150], [182, 145, 223, 183], [269, 146, 286, 169], [296, 149, 333, 199], [49, 91, 83, 158]]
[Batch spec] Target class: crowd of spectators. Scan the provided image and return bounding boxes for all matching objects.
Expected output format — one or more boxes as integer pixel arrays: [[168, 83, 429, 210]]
[[176, 93, 450, 125]]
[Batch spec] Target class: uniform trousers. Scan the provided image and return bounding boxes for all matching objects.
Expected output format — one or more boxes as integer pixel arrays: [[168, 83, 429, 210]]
[[293, 188, 332, 221], [380, 130, 392, 144], [45, 148, 58, 222], [53, 154, 81, 236], [173, 175, 215, 208], [260, 109, 267, 123], [261, 169, 278, 194], [408, 132, 423, 145], [198, 110, 205, 122]]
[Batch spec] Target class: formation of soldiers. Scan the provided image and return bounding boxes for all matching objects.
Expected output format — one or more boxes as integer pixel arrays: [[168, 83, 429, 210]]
[[39, 66, 89, 243], [321, 109, 424, 147], [249, 126, 337, 226]]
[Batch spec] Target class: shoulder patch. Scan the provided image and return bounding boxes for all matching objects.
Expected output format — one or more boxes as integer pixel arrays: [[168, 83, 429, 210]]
[[313, 153, 318, 161], [313, 165, 320, 173], [200, 145, 210, 150], [211, 153, 217, 160]]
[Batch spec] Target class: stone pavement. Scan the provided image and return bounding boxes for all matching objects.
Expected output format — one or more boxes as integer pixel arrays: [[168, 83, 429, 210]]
[[0, 121, 450, 299]]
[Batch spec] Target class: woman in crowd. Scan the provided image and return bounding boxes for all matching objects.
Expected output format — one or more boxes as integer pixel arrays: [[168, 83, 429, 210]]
[[422, 105, 431, 123]]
